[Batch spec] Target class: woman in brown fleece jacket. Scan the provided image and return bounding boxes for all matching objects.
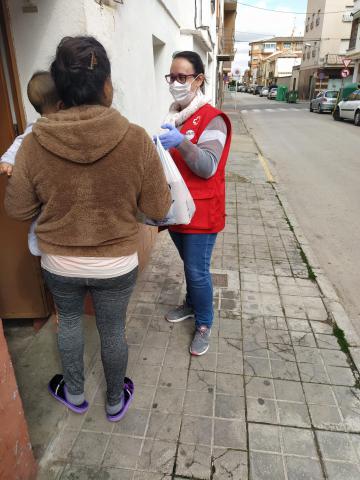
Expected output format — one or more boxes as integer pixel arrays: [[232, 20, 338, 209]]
[[5, 36, 171, 421]]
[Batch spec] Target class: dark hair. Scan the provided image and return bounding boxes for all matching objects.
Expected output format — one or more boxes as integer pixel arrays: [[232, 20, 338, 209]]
[[172, 50, 206, 90], [27, 71, 59, 114], [51, 36, 111, 108]]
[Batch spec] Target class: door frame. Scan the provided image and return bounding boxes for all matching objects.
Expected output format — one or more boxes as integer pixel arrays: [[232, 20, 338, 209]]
[[0, 0, 26, 135]]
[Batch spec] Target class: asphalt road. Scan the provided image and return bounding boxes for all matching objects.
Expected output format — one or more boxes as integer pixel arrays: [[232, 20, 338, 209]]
[[234, 92, 360, 336]]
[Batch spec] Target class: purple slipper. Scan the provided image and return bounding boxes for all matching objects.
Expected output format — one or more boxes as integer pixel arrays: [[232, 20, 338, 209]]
[[48, 374, 89, 414], [106, 377, 134, 422]]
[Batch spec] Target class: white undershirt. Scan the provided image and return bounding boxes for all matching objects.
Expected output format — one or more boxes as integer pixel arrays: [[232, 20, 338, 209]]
[[41, 253, 138, 279]]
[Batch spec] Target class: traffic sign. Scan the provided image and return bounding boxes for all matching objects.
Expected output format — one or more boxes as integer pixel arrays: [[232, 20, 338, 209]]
[[343, 58, 351, 68], [341, 68, 351, 78]]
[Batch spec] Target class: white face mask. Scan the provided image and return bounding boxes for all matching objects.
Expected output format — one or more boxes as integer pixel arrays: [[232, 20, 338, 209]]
[[169, 76, 198, 106]]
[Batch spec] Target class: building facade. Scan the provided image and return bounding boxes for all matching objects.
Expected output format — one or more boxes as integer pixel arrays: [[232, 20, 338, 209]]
[[347, 0, 360, 83], [298, 0, 355, 99], [217, 0, 237, 103], [0, 0, 237, 475], [4, 0, 231, 134], [260, 51, 302, 86], [248, 36, 303, 84]]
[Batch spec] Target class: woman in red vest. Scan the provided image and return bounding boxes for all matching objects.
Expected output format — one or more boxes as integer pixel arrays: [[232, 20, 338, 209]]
[[158, 51, 232, 356]]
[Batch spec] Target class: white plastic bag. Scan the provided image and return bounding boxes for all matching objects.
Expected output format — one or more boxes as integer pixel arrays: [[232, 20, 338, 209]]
[[145, 137, 196, 226]]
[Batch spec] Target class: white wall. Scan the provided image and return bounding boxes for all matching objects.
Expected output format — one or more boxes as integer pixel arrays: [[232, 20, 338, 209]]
[[321, 0, 353, 60], [277, 58, 301, 77], [8, 0, 86, 123], [301, 0, 352, 70], [84, 0, 182, 134], [8, 0, 220, 135]]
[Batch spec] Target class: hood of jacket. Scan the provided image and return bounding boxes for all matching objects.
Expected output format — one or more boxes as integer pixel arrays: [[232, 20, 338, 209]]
[[32, 105, 130, 164]]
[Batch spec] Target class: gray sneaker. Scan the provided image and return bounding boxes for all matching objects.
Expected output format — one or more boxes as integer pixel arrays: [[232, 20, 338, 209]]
[[165, 302, 194, 323], [190, 326, 211, 356]]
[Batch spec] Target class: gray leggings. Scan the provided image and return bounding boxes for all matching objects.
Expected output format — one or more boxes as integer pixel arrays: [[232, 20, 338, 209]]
[[42, 268, 138, 406]]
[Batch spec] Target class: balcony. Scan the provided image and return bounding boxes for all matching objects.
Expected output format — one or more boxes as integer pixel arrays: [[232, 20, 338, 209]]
[[342, 12, 353, 22], [349, 18, 359, 50], [217, 28, 236, 61], [224, 0, 237, 12], [323, 53, 345, 66]]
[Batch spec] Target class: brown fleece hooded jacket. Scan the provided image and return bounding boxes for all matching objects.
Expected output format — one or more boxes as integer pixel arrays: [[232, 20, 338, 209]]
[[5, 105, 171, 257]]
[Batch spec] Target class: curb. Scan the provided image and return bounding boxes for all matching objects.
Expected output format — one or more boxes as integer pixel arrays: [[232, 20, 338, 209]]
[[275, 185, 360, 351]]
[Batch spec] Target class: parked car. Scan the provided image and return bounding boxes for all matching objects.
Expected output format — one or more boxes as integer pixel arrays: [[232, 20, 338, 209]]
[[259, 86, 269, 97], [254, 85, 263, 95], [310, 90, 338, 113], [268, 87, 278, 100], [240, 85, 247, 92], [334, 89, 360, 125], [247, 86, 254, 93]]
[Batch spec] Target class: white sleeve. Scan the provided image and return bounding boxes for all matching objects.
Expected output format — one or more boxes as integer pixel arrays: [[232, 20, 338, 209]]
[[0, 124, 34, 166]]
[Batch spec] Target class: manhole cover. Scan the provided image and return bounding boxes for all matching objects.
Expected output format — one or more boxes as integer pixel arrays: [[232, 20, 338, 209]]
[[212, 273, 228, 287]]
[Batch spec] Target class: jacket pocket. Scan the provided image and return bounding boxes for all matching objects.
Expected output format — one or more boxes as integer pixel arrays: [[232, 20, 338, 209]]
[[189, 188, 217, 230]]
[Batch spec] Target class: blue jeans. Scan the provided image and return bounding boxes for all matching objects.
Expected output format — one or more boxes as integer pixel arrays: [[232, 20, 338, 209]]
[[170, 232, 217, 329]]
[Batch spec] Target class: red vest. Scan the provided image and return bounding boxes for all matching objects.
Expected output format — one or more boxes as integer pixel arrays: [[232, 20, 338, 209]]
[[169, 104, 232, 234]]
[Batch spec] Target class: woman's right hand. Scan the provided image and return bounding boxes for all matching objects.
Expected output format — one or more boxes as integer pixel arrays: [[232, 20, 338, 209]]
[[0, 162, 13, 176]]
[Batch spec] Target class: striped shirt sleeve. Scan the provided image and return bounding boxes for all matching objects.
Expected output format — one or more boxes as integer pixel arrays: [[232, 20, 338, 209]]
[[177, 115, 227, 179]]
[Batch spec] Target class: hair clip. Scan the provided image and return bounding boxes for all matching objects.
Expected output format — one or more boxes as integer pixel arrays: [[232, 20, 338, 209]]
[[88, 51, 98, 70]]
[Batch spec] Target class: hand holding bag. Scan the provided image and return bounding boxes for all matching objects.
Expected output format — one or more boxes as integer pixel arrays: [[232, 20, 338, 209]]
[[145, 138, 196, 227]]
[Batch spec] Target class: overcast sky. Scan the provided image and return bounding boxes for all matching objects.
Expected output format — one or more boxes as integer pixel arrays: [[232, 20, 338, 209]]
[[233, 0, 308, 74]]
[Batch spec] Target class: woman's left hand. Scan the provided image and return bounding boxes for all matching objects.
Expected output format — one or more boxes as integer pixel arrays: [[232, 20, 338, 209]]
[[158, 124, 184, 150]]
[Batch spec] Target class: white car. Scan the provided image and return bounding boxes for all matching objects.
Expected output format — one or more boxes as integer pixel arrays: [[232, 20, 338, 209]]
[[334, 89, 360, 126], [259, 87, 269, 97]]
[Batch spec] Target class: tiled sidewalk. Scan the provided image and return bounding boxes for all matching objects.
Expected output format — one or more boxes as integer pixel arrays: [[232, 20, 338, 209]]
[[39, 102, 360, 480]]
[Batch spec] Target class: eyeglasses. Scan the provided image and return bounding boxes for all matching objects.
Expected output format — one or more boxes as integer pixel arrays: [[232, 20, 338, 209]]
[[165, 73, 196, 85]]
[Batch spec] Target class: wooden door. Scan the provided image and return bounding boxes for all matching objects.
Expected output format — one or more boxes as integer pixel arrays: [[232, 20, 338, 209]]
[[0, 2, 50, 319]]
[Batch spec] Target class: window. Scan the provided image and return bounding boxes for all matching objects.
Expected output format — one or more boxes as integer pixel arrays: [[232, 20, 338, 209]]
[[211, 0, 216, 13], [349, 18, 359, 50], [283, 42, 291, 49], [307, 51, 310, 59], [263, 42, 276, 52], [325, 91, 338, 98], [312, 49, 316, 57], [306, 25, 309, 32], [316, 8, 321, 24], [340, 39, 350, 54]]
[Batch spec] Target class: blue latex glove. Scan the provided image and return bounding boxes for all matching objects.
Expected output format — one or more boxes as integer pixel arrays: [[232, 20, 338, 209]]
[[158, 123, 184, 150]]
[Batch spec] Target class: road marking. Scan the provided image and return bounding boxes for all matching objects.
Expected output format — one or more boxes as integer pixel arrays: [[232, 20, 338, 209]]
[[240, 107, 309, 114], [258, 153, 275, 183]]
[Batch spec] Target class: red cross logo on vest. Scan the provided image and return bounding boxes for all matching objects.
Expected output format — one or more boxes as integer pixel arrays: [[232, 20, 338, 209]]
[[193, 116, 201, 125]]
